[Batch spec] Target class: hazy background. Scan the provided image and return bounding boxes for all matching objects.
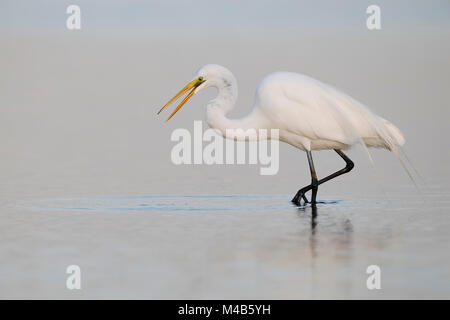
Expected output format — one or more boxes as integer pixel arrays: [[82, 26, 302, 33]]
[[1, 0, 449, 299]]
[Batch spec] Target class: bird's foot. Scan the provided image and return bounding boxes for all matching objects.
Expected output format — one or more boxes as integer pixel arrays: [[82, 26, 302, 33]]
[[291, 186, 310, 206]]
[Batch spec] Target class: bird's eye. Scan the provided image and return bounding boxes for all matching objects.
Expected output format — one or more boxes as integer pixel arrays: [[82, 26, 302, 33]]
[[199, 77, 204, 81]]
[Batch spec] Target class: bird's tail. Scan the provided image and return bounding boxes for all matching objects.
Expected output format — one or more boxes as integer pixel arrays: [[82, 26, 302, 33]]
[[351, 114, 420, 190], [377, 119, 421, 188], [392, 146, 419, 187], [319, 82, 420, 187], [384, 120, 405, 147]]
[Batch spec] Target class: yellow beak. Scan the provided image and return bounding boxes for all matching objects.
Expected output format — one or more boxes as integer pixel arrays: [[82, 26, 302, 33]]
[[157, 77, 205, 122]]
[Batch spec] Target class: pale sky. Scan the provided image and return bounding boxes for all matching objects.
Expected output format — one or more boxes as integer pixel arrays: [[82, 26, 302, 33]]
[[1, 0, 450, 31]]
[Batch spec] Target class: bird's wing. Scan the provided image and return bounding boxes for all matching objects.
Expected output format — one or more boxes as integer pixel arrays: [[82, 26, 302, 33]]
[[256, 72, 402, 149]]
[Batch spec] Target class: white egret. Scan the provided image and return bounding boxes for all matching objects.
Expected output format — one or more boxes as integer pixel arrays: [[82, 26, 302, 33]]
[[158, 64, 405, 205]]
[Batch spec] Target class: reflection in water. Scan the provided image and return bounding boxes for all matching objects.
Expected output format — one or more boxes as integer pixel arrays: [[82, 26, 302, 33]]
[[311, 204, 318, 233], [296, 202, 354, 245], [296, 203, 355, 298], [309, 204, 318, 298], [7, 192, 450, 298]]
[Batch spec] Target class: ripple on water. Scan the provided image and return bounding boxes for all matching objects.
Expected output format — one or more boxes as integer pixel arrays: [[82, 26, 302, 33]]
[[16, 189, 450, 214], [21, 195, 344, 213]]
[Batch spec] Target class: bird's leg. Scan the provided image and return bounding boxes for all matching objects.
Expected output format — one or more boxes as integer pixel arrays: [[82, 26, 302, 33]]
[[291, 149, 354, 206], [307, 151, 319, 204], [292, 151, 319, 205], [317, 149, 354, 185], [292, 187, 309, 205]]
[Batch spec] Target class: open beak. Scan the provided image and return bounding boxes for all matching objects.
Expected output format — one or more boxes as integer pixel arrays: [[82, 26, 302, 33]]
[[157, 77, 205, 121]]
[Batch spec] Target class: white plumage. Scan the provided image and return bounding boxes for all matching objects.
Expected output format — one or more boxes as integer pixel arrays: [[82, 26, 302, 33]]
[[158, 64, 406, 204], [197, 64, 404, 151]]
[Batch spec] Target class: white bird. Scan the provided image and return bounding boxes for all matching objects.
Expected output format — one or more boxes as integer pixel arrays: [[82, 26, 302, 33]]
[[158, 64, 405, 205]]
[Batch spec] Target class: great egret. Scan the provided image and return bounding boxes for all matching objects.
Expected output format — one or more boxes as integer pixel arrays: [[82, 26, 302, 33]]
[[158, 64, 405, 205]]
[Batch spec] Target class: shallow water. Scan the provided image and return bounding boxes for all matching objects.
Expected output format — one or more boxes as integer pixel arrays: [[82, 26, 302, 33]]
[[26, 195, 340, 213], [1, 29, 450, 299], [1, 187, 449, 299]]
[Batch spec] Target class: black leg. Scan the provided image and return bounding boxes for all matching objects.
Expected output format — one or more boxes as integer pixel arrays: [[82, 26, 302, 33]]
[[318, 150, 354, 185], [292, 150, 318, 205], [292, 149, 354, 206], [307, 151, 319, 203]]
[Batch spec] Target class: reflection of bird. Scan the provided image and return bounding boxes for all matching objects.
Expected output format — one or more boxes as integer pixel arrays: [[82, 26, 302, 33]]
[[158, 64, 405, 205]]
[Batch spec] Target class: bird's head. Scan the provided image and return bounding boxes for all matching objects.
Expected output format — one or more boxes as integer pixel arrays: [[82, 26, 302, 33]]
[[157, 64, 235, 121]]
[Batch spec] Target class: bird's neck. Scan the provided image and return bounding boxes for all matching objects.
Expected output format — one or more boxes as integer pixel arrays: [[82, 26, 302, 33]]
[[206, 82, 237, 131], [206, 82, 264, 140]]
